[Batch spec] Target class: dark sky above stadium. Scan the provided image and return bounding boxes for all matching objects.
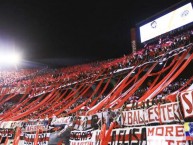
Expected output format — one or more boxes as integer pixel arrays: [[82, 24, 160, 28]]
[[0, 0, 186, 66]]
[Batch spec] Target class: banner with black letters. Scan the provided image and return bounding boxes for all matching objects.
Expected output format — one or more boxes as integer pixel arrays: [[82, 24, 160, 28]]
[[19, 132, 50, 145], [0, 128, 14, 138], [108, 127, 146, 145], [70, 129, 94, 145], [70, 127, 146, 145]]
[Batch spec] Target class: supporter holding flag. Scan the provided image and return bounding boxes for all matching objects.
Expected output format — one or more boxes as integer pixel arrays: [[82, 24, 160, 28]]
[[115, 108, 124, 127]]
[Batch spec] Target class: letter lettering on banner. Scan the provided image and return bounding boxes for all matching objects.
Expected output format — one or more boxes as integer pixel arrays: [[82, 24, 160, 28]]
[[146, 125, 188, 145], [0, 128, 14, 137], [141, 128, 146, 144], [117, 130, 126, 145], [156, 127, 164, 136], [154, 106, 158, 121], [167, 104, 174, 120], [147, 127, 155, 136], [165, 126, 173, 136], [117, 130, 123, 145], [148, 107, 154, 122], [133, 128, 139, 143], [176, 126, 184, 137], [111, 131, 116, 145], [160, 105, 167, 121], [180, 91, 193, 118], [127, 111, 132, 124]]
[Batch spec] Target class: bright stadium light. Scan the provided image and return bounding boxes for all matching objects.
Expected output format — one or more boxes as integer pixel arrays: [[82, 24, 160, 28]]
[[0, 40, 23, 68], [0, 51, 22, 66], [9, 51, 22, 65]]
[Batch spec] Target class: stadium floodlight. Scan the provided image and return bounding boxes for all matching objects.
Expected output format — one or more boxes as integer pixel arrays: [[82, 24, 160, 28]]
[[0, 51, 22, 66], [9, 51, 22, 65]]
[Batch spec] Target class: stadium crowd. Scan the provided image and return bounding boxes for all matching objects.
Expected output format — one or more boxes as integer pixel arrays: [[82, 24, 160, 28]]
[[0, 27, 192, 131]]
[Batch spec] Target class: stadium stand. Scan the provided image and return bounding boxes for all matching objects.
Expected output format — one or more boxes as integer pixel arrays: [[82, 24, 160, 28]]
[[1, 3, 193, 145]]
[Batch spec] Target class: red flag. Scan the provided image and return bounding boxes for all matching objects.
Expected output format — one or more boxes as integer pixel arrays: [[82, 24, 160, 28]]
[[34, 127, 40, 145], [102, 122, 115, 145], [13, 127, 22, 145], [165, 93, 176, 102], [100, 124, 106, 145]]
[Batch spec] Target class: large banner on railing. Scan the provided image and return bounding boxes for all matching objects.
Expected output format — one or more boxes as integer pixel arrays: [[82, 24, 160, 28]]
[[123, 102, 183, 126], [51, 116, 73, 126], [0, 128, 14, 137], [22, 120, 49, 132], [19, 132, 50, 145], [70, 129, 94, 145], [108, 127, 146, 145], [0, 121, 23, 129], [51, 102, 183, 131], [146, 124, 188, 145], [180, 90, 193, 119], [70, 127, 146, 145]]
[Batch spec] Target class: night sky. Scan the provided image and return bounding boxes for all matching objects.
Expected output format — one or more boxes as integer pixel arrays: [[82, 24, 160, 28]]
[[0, 0, 186, 66]]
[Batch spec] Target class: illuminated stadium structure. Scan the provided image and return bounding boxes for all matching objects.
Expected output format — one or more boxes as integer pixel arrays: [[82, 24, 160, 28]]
[[0, 1, 193, 145]]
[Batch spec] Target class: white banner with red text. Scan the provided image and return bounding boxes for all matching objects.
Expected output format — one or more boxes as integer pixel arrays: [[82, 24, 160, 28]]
[[180, 90, 193, 119], [122, 102, 183, 126], [146, 124, 188, 145]]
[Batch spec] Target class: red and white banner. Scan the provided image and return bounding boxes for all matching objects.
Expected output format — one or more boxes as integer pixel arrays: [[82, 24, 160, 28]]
[[51, 116, 73, 125], [0, 121, 23, 129], [70, 129, 94, 145], [107, 127, 146, 145], [0, 128, 14, 137], [123, 102, 183, 126], [19, 132, 50, 145], [73, 112, 107, 131], [122, 109, 146, 126], [73, 116, 92, 131], [146, 124, 188, 145], [180, 90, 193, 118], [146, 102, 183, 124], [70, 127, 146, 145]]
